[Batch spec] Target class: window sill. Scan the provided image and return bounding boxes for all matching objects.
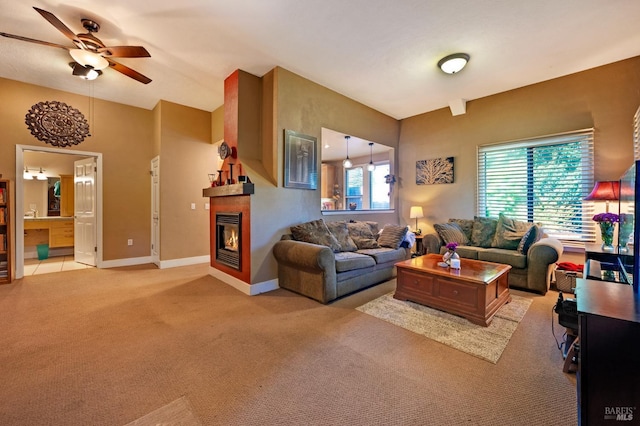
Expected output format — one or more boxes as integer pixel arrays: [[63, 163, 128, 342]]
[[321, 209, 394, 216]]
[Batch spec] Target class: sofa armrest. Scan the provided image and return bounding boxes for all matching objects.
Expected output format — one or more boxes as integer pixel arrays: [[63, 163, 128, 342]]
[[272, 239, 337, 303], [422, 233, 443, 255], [526, 237, 564, 294]]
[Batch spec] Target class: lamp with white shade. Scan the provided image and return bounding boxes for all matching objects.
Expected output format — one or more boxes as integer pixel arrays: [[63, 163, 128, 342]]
[[409, 206, 424, 235]]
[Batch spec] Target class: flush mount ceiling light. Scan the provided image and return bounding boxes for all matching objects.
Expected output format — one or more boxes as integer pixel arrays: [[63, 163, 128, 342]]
[[367, 142, 375, 172], [343, 136, 353, 168], [437, 53, 470, 74]]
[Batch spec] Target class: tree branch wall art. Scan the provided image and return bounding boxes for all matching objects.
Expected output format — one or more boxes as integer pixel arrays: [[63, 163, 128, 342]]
[[416, 157, 454, 185]]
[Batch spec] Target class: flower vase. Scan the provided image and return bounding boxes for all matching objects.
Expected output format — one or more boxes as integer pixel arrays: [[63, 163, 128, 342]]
[[599, 221, 615, 252], [443, 250, 459, 266]]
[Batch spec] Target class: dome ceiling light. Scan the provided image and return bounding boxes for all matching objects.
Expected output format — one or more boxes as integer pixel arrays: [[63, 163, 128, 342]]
[[437, 53, 470, 74]]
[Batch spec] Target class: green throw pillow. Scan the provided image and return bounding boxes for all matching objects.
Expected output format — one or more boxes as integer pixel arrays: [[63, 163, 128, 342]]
[[471, 216, 498, 248], [326, 221, 358, 252], [491, 213, 531, 250], [347, 221, 380, 249]]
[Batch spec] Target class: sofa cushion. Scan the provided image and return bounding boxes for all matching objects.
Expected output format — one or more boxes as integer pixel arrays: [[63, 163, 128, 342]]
[[478, 249, 527, 269], [334, 251, 376, 272], [357, 247, 407, 264], [290, 219, 342, 252], [378, 225, 409, 249], [448, 218, 474, 242], [347, 221, 380, 249], [491, 213, 531, 250], [439, 245, 485, 260], [517, 224, 542, 255], [434, 222, 469, 245], [471, 216, 498, 247], [326, 221, 358, 252]]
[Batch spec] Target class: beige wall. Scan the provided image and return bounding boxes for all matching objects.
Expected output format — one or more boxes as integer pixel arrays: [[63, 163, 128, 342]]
[[248, 67, 401, 283], [398, 56, 640, 236], [0, 77, 155, 261], [157, 101, 213, 261]]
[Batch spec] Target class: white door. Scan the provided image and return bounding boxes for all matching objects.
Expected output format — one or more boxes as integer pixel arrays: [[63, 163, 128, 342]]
[[74, 157, 97, 266], [151, 156, 160, 266]]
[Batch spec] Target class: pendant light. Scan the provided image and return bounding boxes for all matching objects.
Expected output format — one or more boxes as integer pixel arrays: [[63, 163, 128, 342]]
[[367, 142, 375, 172], [342, 136, 352, 168]]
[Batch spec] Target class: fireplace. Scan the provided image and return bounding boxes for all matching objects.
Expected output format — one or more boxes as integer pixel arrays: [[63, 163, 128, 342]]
[[216, 212, 241, 270]]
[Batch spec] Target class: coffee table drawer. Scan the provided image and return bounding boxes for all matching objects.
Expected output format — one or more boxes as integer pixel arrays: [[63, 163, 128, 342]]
[[396, 269, 435, 298], [437, 278, 478, 308]]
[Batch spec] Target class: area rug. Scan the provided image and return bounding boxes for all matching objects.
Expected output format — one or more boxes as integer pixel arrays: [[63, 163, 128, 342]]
[[124, 396, 202, 426], [356, 293, 532, 363]]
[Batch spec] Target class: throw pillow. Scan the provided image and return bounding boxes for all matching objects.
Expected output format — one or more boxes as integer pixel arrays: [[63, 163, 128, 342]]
[[378, 224, 409, 249], [470, 216, 498, 248], [448, 218, 474, 242], [517, 225, 542, 255], [347, 221, 379, 249], [290, 219, 342, 252], [434, 222, 469, 245], [491, 213, 530, 250], [326, 221, 358, 252]]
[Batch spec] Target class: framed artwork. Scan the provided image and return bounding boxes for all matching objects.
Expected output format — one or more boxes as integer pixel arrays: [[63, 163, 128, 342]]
[[416, 157, 454, 185], [284, 130, 318, 189]]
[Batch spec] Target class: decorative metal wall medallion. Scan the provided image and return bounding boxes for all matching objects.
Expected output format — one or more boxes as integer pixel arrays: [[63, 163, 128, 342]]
[[25, 101, 91, 147]]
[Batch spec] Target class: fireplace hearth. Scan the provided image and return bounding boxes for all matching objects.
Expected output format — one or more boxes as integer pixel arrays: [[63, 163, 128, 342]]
[[216, 212, 241, 269]]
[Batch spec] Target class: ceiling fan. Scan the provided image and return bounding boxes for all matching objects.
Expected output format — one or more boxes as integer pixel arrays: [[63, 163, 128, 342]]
[[0, 6, 151, 84]]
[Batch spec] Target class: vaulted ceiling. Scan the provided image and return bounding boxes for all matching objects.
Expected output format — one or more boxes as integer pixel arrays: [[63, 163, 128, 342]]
[[1, 1, 639, 120]]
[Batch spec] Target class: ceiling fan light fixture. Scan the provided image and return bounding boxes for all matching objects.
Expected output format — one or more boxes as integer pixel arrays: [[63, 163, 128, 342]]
[[438, 53, 470, 74], [69, 48, 108, 70], [70, 62, 102, 80]]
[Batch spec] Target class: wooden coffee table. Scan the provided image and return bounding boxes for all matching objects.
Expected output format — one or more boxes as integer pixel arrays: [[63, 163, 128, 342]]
[[394, 254, 511, 326]]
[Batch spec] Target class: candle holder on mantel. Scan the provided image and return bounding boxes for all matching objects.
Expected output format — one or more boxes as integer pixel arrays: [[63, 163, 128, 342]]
[[208, 173, 217, 187], [227, 163, 235, 185], [217, 170, 223, 186]]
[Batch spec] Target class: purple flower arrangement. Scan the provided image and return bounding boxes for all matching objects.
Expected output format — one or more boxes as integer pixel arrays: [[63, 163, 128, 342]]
[[445, 242, 458, 250], [592, 213, 620, 223]]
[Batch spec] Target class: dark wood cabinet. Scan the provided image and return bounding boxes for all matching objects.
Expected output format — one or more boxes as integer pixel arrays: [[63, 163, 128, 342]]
[[575, 279, 640, 425], [0, 179, 11, 284]]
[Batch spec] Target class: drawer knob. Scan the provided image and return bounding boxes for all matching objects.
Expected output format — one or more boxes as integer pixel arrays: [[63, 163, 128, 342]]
[[453, 290, 459, 295]]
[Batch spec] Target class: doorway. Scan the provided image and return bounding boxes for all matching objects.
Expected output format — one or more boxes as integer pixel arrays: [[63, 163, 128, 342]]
[[15, 145, 103, 279]]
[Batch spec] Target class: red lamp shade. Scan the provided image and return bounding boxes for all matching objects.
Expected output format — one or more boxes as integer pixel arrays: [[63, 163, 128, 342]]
[[584, 181, 620, 201]]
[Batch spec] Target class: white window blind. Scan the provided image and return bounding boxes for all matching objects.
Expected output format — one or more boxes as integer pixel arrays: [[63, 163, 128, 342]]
[[477, 129, 595, 246]]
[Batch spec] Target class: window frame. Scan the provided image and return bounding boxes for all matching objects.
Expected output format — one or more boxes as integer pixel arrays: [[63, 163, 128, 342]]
[[477, 129, 595, 247]]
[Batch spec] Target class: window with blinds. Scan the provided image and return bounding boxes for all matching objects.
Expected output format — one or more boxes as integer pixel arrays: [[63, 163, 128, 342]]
[[477, 129, 595, 246]]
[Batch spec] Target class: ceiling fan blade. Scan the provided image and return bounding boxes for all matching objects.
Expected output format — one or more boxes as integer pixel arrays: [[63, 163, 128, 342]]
[[33, 7, 87, 50], [97, 46, 150, 58], [107, 58, 152, 84], [0, 32, 70, 50]]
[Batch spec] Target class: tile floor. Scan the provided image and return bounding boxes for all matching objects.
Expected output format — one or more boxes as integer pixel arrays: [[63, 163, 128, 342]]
[[24, 256, 93, 275]]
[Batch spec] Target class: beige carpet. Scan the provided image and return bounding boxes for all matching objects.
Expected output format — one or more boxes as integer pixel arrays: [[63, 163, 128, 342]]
[[356, 293, 532, 363]]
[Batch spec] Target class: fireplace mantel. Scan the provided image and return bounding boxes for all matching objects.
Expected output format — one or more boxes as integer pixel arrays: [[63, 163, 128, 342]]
[[203, 183, 254, 198]]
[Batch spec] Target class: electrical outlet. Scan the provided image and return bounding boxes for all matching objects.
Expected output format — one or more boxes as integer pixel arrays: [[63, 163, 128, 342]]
[[205, 203, 210, 210], [127, 239, 133, 246], [191, 203, 196, 210]]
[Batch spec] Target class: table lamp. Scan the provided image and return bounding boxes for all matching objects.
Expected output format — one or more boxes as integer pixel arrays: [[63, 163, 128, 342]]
[[409, 206, 424, 235], [584, 181, 620, 212]]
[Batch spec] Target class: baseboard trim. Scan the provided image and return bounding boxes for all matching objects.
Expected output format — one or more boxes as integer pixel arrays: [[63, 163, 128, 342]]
[[158, 255, 210, 269], [100, 256, 153, 268], [208, 266, 279, 295]]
